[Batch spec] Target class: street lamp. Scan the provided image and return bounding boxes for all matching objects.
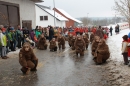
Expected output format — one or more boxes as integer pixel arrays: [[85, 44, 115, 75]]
[[53, 0, 56, 27]]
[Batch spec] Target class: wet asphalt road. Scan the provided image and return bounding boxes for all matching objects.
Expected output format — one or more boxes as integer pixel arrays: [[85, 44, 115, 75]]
[[0, 38, 111, 86]]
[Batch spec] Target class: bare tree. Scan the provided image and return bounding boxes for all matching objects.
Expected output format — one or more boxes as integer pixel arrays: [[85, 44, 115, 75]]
[[80, 17, 91, 26], [114, 0, 130, 27]]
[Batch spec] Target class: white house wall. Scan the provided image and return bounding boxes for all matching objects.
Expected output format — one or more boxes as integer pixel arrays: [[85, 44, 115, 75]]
[[0, 0, 36, 28], [35, 6, 66, 27]]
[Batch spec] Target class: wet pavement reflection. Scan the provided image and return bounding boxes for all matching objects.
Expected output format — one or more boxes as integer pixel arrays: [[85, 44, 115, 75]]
[[0, 42, 108, 86]]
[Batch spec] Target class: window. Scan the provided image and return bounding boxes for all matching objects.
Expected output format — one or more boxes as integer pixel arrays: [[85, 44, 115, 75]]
[[40, 16, 43, 21], [44, 16, 48, 20], [40, 16, 48, 21]]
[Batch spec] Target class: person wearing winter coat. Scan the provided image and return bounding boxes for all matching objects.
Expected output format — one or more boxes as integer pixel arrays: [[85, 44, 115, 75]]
[[49, 26, 54, 42], [0, 28, 8, 59], [16, 25, 22, 48], [122, 35, 129, 65], [109, 26, 113, 36]]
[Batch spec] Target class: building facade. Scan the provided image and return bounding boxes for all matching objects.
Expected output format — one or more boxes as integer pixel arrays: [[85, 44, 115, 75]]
[[53, 8, 82, 27], [0, 0, 42, 30], [35, 4, 68, 27]]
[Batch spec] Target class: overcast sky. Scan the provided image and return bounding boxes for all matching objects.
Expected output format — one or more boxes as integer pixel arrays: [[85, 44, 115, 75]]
[[38, 0, 116, 18]]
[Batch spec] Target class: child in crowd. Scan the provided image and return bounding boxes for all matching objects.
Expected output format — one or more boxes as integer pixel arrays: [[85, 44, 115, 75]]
[[122, 35, 128, 65], [0, 28, 8, 59]]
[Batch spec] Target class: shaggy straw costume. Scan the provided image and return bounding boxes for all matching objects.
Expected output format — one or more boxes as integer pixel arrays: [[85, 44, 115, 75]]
[[19, 42, 38, 74], [68, 34, 73, 47], [74, 36, 85, 56], [93, 39, 110, 65], [71, 36, 76, 50], [49, 39, 57, 51], [83, 35, 89, 50], [90, 32, 94, 43], [91, 36, 100, 56], [37, 36, 47, 50], [57, 35, 65, 50]]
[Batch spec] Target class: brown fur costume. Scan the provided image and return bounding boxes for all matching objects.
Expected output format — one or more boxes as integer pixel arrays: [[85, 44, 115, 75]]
[[90, 32, 94, 43], [68, 34, 73, 47], [85, 33, 89, 39], [95, 28, 104, 38], [93, 39, 110, 64], [74, 36, 85, 56], [83, 35, 89, 50], [91, 36, 100, 56], [19, 42, 38, 74], [37, 36, 47, 50], [49, 39, 57, 51], [71, 36, 76, 50], [57, 35, 65, 49]]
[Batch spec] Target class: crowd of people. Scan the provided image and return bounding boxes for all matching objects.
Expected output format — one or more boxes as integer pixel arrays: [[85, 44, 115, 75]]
[[0, 24, 118, 74], [17, 25, 112, 74]]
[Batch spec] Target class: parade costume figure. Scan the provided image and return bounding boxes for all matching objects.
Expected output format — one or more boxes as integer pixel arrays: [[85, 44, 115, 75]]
[[57, 35, 65, 50], [85, 32, 89, 39], [83, 35, 89, 50], [91, 36, 100, 56], [68, 34, 73, 47], [95, 26, 104, 38], [49, 38, 57, 52], [74, 36, 85, 56], [122, 35, 128, 65], [90, 32, 94, 43], [93, 39, 110, 65], [37, 34, 47, 50], [19, 42, 38, 74], [71, 36, 76, 50]]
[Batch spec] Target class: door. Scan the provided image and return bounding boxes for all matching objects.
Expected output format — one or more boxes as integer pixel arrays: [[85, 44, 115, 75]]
[[0, 1, 20, 29], [22, 20, 32, 31], [8, 5, 19, 29], [0, 4, 9, 26]]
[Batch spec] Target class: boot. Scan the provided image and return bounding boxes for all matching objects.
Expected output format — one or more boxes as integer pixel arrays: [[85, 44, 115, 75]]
[[2, 57, 7, 59], [21, 67, 27, 74]]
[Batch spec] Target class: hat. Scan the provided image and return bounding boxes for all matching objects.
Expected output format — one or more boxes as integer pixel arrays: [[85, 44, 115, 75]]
[[122, 35, 128, 40], [10, 27, 14, 30]]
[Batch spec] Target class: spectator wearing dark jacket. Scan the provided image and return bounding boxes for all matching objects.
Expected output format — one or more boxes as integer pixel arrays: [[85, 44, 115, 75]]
[[49, 26, 54, 41], [109, 26, 113, 36]]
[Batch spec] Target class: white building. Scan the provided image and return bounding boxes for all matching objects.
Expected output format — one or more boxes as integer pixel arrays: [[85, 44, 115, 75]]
[[0, 0, 43, 30], [35, 4, 68, 27]]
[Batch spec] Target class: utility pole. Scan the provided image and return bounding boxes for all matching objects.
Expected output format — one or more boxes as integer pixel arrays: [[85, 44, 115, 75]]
[[53, 0, 56, 27]]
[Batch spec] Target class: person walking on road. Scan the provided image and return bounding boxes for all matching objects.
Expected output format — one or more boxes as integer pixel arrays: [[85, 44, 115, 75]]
[[109, 26, 113, 36]]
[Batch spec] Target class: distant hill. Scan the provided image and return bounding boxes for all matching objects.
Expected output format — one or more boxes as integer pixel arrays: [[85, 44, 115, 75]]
[[77, 17, 124, 20]]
